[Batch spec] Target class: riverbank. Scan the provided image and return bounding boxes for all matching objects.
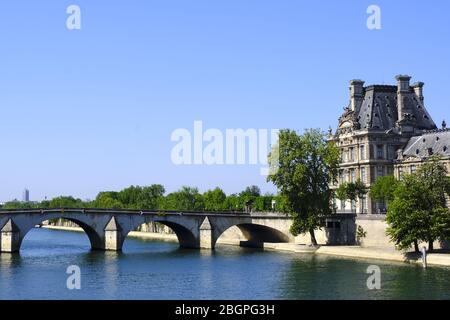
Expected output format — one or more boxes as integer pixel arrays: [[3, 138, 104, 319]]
[[263, 243, 450, 267], [40, 225, 450, 267]]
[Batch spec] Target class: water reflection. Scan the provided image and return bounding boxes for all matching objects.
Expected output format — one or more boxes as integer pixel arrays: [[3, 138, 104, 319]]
[[2, 228, 450, 300], [280, 254, 450, 300], [0, 253, 22, 295]]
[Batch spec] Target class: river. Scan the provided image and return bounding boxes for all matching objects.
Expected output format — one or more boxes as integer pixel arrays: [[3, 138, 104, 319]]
[[1, 228, 450, 299]]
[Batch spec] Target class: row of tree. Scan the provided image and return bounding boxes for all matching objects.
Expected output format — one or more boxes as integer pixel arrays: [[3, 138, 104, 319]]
[[1, 185, 290, 213]]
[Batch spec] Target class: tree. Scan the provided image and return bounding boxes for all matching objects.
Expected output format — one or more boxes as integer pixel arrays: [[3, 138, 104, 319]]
[[2, 200, 36, 209], [48, 196, 84, 208], [335, 183, 348, 209], [238, 185, 261, 212], [253, 194, 275, 212], [354, 179, 368, 200], [240, 186, 261, 198], [386, 175, 428, 252], [267, 129, 340, 245], [413, 157, 450, 250], [386, 157, 450, 252], [223, 194, 241, 212], [160, 186, 205, 211], [117, 186, 143, 209], [203, 187, 226, 211], [334, 180, 367, 213], [137, 185, 165, 209], [369, 175, 399, 207], [272, 195, 291, 213], [93, 192, 123, 209]]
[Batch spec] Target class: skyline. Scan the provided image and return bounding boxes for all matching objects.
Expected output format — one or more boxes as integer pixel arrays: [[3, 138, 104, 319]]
[[1, 0, 450, 202]]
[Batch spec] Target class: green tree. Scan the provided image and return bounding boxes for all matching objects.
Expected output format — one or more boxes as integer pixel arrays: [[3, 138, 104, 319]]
[[117, 186, 142, 209], [386, 175, 428, 252], [3, 200, 35, 209], [267, 129, 340, 245], [203, 187, 226, 211], [47, 196, 84, 208], [335, 183, 348, 210], [354, 179, 368, 200], [272, 195, 291, 213], [160, 186, 205, 211], [334, 180, 366, 213], [223, 194, 241, 212], [238, 185, 261, 212], [93, 192, 123, 209], [386, 158, 450, 252], [137, 185, 165, 209], [253, 194, 275, 212], [369, 175, 399, 207]]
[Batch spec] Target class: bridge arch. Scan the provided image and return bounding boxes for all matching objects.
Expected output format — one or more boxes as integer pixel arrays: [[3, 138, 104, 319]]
[[214, 222, 290, 248], [235, 223, 290, 243], [18, 217, 104, 252], [124, 219, 199, 249]]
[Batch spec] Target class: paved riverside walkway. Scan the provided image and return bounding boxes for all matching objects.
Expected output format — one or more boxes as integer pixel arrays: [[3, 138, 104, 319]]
[[263, 243, 450, 267]]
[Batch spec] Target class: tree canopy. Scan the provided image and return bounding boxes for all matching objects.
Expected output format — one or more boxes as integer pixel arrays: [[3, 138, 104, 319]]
[[1, 185, 282, 213], [369, 175, 399, 205], [267, 128, 340, 245], [384, 157, 450, 252]]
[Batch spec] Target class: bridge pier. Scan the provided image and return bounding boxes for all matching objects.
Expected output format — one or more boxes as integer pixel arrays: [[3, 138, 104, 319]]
[[199, 217, 215, 249], [1, 219, 21, 253], [103, 216, 124, 251]]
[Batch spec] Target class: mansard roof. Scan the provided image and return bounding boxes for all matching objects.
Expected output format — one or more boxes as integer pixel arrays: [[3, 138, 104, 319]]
[[338, 84, 437, 132], [403, 129, 450, 159]]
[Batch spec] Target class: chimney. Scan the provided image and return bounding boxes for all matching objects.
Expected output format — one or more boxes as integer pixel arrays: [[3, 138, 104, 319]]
[[412, 82, 424, 101], [349, 79, 365, 111], [396, 74, 411, 122]]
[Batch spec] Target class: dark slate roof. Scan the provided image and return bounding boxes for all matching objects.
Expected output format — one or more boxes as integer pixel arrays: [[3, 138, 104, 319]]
[[403, 129, 450, 159], [342, 85, 437, 131]]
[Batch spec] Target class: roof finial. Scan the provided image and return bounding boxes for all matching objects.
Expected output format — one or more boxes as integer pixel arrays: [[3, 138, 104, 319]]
[[442, 120, 447, 130]]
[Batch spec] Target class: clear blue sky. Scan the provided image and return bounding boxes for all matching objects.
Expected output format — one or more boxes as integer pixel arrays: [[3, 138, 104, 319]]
[[1, 0, 449, 202]]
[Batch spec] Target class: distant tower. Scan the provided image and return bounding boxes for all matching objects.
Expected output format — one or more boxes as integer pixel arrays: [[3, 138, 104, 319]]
[[22, 189, 30, 202]]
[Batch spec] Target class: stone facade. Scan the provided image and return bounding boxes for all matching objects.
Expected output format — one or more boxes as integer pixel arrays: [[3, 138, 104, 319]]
[[330, 75, 449, 216]]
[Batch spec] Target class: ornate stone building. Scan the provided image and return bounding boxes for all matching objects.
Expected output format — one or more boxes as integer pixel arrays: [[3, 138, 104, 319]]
[[330, 75, 449, 215]]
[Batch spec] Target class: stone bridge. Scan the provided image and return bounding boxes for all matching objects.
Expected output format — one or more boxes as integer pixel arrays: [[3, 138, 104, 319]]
[[0, 209, 294, 253]]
